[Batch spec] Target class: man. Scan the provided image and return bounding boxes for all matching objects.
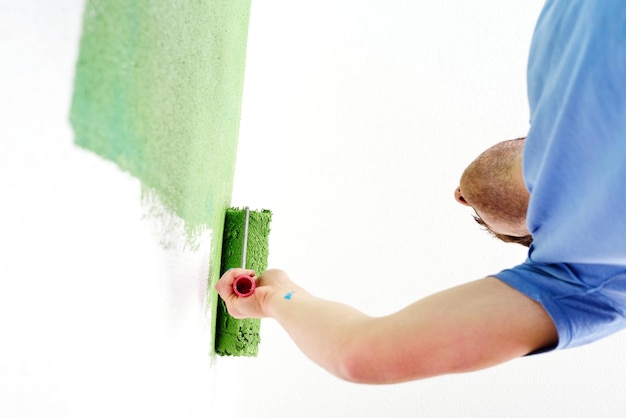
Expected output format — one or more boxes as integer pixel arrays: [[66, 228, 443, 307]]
[[216, 0, 626, 383]]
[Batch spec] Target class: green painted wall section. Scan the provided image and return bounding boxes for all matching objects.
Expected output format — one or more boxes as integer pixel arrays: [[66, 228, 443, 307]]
[[70, 0, 252, 352], [71, 0, 251, 241]]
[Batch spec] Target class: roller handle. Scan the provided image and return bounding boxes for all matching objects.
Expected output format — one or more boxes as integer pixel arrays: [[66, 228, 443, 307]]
[[233, 274, 256, 297], [233, 207, 255, 297]]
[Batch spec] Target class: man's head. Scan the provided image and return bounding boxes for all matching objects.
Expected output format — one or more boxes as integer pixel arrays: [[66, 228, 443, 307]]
[[454, 137, 533, 246]]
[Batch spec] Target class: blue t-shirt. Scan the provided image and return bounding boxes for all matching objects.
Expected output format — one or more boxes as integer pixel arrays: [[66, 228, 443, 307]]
[[495, 0, 626, 350]]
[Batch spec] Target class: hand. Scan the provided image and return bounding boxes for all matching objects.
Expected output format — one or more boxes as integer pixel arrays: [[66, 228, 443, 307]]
[[215, 268, 299, 319]]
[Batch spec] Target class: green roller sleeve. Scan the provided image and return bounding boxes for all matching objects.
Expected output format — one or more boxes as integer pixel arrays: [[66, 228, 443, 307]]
[[215, 208, 272, 356]]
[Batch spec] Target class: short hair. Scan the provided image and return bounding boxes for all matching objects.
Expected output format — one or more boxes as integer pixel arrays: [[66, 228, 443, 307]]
[[461, 138, 528, 228]]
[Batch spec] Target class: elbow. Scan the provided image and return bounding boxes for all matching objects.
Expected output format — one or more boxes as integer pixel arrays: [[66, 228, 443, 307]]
[[322, 319, 434, 384], [331, 344, 401, 384], [331, 353, 371, 384], [335, 356, 376, 384], [319, 337, 376, 383], [330, 339, 437, 384]]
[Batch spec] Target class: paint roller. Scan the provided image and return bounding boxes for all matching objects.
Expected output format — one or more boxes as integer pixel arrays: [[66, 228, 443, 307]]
[[214, 207, 272, 356], [232, 207, 256, 297]]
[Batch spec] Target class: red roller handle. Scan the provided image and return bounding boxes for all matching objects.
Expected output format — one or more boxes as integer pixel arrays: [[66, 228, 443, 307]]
[[233, 274, 256, 297]]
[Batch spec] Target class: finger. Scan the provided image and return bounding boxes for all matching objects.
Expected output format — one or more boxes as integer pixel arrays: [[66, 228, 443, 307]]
[[225, 268, 256, 280]]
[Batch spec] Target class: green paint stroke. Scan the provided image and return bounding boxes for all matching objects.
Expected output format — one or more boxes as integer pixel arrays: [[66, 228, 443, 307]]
[[70, 0, 252, 354], [70, 0, 251, 247]]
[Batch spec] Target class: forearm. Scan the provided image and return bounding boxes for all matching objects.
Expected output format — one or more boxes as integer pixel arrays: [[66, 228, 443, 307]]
[[264, 288, 372, 381], [216, 268, 374, 380]]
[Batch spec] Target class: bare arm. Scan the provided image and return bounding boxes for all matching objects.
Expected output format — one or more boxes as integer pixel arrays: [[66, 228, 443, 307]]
[[216, 269, 558, 384]]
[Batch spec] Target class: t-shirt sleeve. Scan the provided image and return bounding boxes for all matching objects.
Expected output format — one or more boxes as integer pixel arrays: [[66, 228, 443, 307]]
[[495, 261, 626, 351]]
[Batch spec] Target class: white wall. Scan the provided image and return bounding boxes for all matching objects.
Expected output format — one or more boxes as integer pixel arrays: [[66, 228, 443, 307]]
[[1, 2, 217, 417], [3, 1, 626, 417]]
